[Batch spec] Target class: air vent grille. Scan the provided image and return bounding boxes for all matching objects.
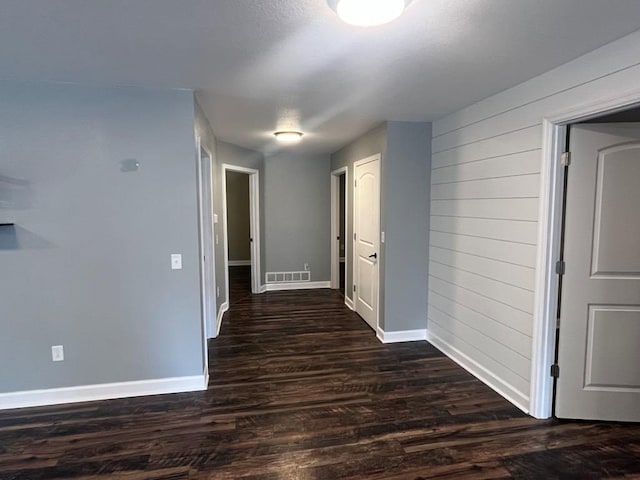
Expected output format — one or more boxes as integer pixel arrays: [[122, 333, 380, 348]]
[[266, 271, 311, 284]]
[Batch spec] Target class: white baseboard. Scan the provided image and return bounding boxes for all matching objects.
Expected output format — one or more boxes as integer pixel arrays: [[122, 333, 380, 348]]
[[426, 329, 530, 414], [228, 260, 251, 266], [264, 281, 331, 292], [259, 285, 267, 293], [377, 327, 427, 344], [0, 374, 208, 411], [215, 301, 229, 337], [345, 296, 355, 311], [203, 368, 210, 388]]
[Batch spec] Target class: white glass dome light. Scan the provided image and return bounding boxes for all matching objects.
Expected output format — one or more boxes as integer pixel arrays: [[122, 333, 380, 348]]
[[329, 0, 411, 27]]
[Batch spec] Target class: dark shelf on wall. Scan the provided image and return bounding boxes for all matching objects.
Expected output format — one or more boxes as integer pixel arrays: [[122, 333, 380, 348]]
[[0, 223, 15, 227]]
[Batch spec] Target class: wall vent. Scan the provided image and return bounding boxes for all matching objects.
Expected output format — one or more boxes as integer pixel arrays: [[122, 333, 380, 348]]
[[266, 271, 311, 284]]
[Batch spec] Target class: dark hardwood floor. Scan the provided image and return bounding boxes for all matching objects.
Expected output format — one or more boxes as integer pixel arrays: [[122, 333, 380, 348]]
[[2, 272, 640, 479], [229, 265, 252, 307]]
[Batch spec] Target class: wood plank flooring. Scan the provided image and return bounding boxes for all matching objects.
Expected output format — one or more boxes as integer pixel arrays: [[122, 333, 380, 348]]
[[2, 271, 640, 479]]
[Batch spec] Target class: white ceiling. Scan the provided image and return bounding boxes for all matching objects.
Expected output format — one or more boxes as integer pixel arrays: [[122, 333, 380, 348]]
[[2, 1, 640, 154]]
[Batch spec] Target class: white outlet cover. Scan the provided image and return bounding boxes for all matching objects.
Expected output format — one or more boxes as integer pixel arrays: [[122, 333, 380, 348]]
[[213, 213, 219, 224], [51, 345, 64, 362], [171, 254, 182, 270]]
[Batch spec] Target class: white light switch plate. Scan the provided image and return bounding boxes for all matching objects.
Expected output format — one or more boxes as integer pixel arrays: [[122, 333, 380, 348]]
[[381, 231, 385, 243], [213, 214, 219, 224], [171, 254, 182, 270]]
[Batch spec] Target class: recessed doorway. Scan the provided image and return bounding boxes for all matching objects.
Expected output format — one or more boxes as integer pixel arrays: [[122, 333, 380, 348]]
[[331, 167, 348, 296], [222, 164, 261, 306]]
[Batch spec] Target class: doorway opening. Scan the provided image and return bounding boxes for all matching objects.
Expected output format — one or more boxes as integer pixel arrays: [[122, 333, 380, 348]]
[[331, 167, 348, 296], [222, 164, 261, 309], [226, 171, 252, 305], [532, 97, 640, 420]]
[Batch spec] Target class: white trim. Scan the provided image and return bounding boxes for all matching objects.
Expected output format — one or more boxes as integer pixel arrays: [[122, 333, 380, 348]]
[[330, 166, 348, 295], [427, 330, 530, 414], [222, 164, 261, 303], [228, 260, 251, 266], [264, 281, 331, 292], [0, 375, 208, 411], [259, 285, 267, 293], [196, 137, 214, 367], [215, 301, 229, 337], [345, 296, 355, 311], [530, 121, 566, 419], [352, 154, 382, 333], [376, 328, 427, 343], [531, 87, 640, 419], [203, 368, 210, 389]]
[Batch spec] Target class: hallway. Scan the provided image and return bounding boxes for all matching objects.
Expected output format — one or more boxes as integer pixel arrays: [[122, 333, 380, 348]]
[[228, 265, 252, 307], [2, 289, 640, 478]]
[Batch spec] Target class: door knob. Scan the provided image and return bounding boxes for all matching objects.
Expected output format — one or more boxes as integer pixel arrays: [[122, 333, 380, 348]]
[[368, 253, 378, 259]]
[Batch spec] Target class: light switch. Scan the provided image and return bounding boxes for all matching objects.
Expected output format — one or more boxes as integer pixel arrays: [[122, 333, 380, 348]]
[[171, 254, 182, 270], [213, 214, 219, 224], [381, 231, 385, 243]]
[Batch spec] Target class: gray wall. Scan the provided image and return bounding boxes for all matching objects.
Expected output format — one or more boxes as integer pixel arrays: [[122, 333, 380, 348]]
[[0, 82, 204, 394], [429, 28, 640, 412], [383, 122, 432, 331], [330, 122, 431, 332], [330, 124, 387, 299], [264, 152, 331, 282], [225, 171, 250, 261]]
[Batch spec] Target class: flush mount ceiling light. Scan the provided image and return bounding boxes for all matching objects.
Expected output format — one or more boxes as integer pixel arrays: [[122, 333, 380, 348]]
[[274, 131, 304, 143], [328, 0, 412, 27]]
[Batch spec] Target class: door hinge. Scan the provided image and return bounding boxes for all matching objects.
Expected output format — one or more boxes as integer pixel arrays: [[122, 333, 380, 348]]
[[354, 180, 357, 187], [555, 260, 566, 275], [354, 233, 357, 240], [561, 151, 571, 167], [353, 285, 356, 292], [550, 364, 560, 378]]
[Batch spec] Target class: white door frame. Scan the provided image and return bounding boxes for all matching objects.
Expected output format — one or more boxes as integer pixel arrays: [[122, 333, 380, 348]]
[[222, 164, 261, 299], [352, 154, 381, 333], [530, 87, 640, 419], [330, 167, 348, 293], [196, 137, 215, 375]]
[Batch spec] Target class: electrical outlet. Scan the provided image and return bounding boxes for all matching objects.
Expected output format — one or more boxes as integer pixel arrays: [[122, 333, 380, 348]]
[[216, 286, 220, 297], [171, 254, 182, 270], [51, 345, 64, 362], [215, 234, 219, 245], [304, 263, 310, 271]]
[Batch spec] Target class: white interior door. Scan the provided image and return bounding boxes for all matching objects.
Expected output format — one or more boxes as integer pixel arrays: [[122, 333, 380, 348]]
[[353, 155, 380, 331], [556, 123, 640, 422]]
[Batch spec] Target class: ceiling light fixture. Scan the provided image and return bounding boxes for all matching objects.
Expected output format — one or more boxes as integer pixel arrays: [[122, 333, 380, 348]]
[[328, 0, 411, 27], [274, 131, 304, 143]]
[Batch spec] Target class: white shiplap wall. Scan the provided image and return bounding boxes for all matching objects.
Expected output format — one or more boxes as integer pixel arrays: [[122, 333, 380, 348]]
[[428, 29, 640, 412]]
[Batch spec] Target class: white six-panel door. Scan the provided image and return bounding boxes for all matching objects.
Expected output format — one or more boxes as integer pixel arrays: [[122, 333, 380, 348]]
[[353, 155, 380, 331], [556, 124, 640, 422]]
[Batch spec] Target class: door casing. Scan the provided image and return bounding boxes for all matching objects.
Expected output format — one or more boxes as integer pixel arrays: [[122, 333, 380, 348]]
[[196, 137, 215, 373], [330, 166, 348, 295], [222, 164, 261, 299], [532, 89, 640, 419]]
